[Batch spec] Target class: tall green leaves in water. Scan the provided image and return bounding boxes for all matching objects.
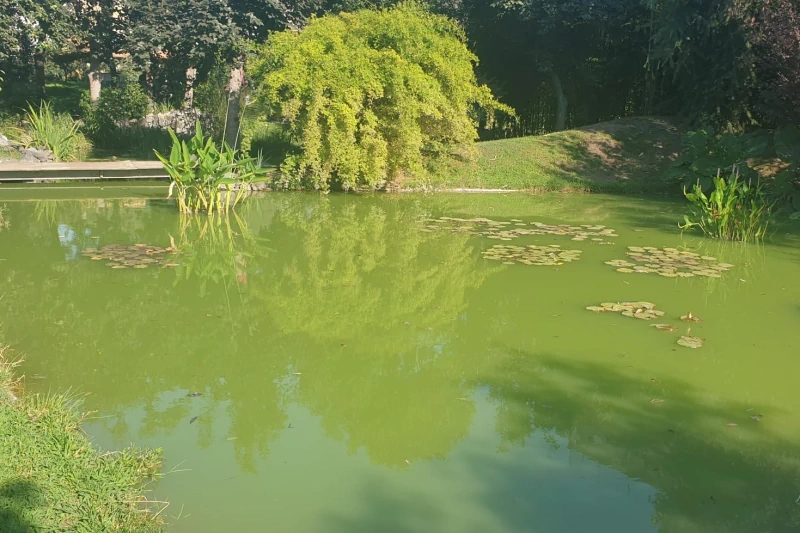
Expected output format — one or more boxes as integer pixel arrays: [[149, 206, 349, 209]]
[[154, 122, 270, 214], [21, 101, 91, 161], [679, 168, 771, 242]]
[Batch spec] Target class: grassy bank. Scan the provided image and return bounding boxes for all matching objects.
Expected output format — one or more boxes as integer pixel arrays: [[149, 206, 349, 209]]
[[0, 348, 166, 533], [430, 117, 684, 193]]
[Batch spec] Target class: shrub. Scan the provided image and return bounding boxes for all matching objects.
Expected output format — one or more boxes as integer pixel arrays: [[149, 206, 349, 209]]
[[98, 83, 150, 124], [248, 1, 513, 190], [154, 121, 271, 213], [20, 101, 91, 161], [80, 83, 150, 138], [680, 167, 772, 242]]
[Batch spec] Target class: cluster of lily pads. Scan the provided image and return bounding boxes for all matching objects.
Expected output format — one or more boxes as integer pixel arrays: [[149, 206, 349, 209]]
[[81, 244, 179, 269], [586, 302, 705, 349], [585, 301, 665, 320], [421, 217, 617, 243], [482, 244, 582, 266], [606, 246, 734, 278]]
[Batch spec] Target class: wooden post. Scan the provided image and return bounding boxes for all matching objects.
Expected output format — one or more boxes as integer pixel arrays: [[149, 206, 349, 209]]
[[184, 67, 197, 109], [34, 49, 46, 100], [88, 60, 102, 102], [224, 65, 244, 150], [550, 71, 568, 132]]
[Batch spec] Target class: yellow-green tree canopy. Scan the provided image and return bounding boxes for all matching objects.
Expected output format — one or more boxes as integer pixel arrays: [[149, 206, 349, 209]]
[[248, 2, 513, 190]]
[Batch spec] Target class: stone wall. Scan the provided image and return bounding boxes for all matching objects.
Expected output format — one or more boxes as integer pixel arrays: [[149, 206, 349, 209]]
[[122, 109, 210, 136]]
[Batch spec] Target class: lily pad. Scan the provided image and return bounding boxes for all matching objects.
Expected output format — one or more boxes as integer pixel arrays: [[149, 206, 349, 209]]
[[651, 324, 677, 332], [586, 306, 606, 312], [680, 313, 702, 322], [677, 336, 704, 349]]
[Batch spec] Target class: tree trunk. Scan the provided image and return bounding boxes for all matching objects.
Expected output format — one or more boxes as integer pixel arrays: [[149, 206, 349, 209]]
[[550, 72, 568, 132], [88, 60, 102, 103], [184, 67, 197, 110], [224, 65, 244, 149], [34, 49, 46, 101]]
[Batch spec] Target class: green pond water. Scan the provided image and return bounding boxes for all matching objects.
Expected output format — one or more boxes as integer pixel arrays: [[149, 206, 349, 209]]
[[1, 190, 800, 533]]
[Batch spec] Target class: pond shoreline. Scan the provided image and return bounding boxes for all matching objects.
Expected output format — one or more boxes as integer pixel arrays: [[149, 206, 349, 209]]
[[0, 348, 167, 532]]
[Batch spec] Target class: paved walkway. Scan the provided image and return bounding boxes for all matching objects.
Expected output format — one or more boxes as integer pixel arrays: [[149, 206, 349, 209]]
[[0, 161, 168, 182]]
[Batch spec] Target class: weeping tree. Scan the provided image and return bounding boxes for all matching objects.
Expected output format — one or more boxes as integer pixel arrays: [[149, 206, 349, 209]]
[[248, 1, 513, 190]]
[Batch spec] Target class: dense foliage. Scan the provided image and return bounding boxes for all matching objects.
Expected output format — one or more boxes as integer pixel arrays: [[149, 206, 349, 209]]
[[680, 168, 772, 242], [249, 2, 512, 190], [155, 122, 270, 213], [19, 101, 91, 161]]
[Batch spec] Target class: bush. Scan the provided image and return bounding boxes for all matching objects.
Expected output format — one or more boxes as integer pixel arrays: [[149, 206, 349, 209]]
[[666, 125, 800, 214], [98, 83, 150, 124], [194, 57, 233, 142], [20, 101, 91, 161], [80, 83, 150, 137], [248, 1, 513, 190]]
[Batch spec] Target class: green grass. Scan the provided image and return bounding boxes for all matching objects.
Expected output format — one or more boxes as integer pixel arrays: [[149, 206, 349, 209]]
[[0, 81, 87, 116], [0, 348, 166, 533], [430, 117, 684, 193]]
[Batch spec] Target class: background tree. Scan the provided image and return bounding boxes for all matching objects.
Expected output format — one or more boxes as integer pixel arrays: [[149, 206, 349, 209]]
[[0, 0, 73, 97]]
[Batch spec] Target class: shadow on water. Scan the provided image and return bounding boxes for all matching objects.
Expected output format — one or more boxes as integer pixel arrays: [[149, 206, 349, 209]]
[[320, 351, 800, 533], [475, 351, 800, 533], [0, 479, 40, 533]]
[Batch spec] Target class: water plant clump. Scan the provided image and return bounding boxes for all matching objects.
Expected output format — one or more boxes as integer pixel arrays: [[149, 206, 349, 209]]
[[585, 301, 665, 320], [679, 168, 772, 242], [481, 244, 582, 265], [606, 246, 734, 278], [154, 122, 271, 214], [81, 243, 179, 269], [422, 217, 617, 242]]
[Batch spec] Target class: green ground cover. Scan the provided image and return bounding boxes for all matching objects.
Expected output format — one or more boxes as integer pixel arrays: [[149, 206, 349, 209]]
[[0, 348, 166, 533], [429, 117, 684, 192]]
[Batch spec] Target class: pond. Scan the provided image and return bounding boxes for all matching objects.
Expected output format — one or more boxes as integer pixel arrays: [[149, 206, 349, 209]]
[[1, 190, 799, 533]]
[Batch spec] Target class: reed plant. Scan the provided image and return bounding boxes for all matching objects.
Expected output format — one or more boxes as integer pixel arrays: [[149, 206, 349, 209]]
[[679, 167, 772, 242], [155, 121, 270, 214], [19, 101, 91, 161]]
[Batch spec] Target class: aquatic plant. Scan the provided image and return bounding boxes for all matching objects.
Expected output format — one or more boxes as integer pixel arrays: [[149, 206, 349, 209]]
[[19, 101, 91, 161], [171, 211, 269, 296], [679, 168, 771, 242], [482, 244, 581, 265], [81, 243, 179, 269], [606, 246, 734, 278], [154, 122, 271, 214], [422, 217, 617, 242], [586, 301, 665, 320]]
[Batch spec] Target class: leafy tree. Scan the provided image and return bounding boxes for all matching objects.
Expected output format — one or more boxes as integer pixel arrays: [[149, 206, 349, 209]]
[[126, 0, 243, 105], [248, 2, 512, 190], [744, 0, 800, 126], [0, 0, 73, 94], [466, 0, 652, 133]]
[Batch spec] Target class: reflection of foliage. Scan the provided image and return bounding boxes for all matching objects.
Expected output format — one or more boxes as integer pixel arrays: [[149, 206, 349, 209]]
[[261, 196, 492, 343], [2, 196, 498, 470], [172, 211, 270, 296], [253, 196, 496, 464], [0, 204, 8, 232]]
